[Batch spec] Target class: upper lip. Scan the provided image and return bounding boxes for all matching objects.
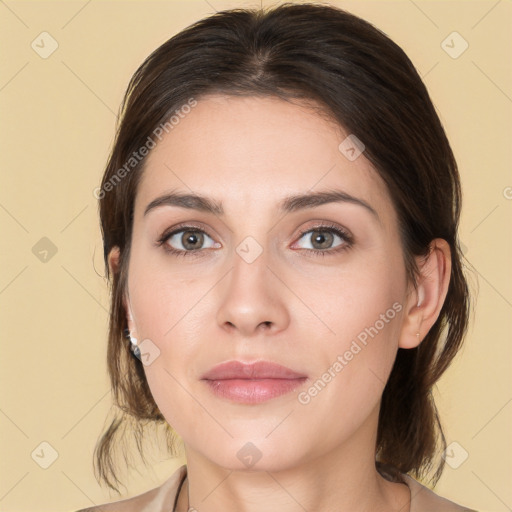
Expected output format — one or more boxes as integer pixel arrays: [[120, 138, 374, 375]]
[[201, 360, 307, 380]]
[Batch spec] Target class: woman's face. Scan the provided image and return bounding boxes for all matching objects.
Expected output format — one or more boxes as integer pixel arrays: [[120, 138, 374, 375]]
[[123, 94, 415, 471]]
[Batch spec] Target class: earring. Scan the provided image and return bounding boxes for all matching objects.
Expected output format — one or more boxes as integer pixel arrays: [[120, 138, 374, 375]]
[[124, 328, 141, 359]]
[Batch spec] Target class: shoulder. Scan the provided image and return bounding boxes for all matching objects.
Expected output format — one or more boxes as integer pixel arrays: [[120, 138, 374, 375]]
[[74, 465, 479, 512], [73, 464, 187, 512], [402, 474, 478, 512]]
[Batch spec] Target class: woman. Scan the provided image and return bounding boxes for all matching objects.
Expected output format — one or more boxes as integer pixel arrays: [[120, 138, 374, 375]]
[[78, 2, 477, 511]]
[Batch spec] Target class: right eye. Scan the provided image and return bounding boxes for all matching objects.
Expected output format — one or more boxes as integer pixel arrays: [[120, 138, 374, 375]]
[[157, 226, 220, 258]]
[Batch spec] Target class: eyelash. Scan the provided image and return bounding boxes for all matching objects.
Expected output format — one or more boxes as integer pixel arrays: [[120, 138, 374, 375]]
[[156, 222, 354, 259]]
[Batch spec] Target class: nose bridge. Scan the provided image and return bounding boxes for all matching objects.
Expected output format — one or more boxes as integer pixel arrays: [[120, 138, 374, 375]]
[[230, 233, 273, 302], [226, 205, 276, 282], [215, 232, 289, 335], [232, 236, 272, 293]]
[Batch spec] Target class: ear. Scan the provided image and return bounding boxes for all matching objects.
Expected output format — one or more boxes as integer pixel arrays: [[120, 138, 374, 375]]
[[107, 246, 136, 335], [107, 246, 121, 274], [398, 239, 452, 349]]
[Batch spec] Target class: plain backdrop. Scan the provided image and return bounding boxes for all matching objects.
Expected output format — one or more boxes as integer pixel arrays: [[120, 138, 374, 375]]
[[0, 1, 511, 511]]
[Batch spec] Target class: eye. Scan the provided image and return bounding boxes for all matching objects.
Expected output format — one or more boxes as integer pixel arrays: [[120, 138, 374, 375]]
[[157, 225, 220, 258], [293, 223, 353, 256]]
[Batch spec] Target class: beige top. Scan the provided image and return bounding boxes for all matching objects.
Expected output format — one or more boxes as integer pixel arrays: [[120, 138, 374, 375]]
[[75, 464, 477, 512]]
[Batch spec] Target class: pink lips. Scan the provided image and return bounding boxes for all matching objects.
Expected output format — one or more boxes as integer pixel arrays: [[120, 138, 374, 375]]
[[201, 361, 307, 404]]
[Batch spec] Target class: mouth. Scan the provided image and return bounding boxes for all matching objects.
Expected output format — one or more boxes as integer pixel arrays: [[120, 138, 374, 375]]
[[201, 360, 308, 404]]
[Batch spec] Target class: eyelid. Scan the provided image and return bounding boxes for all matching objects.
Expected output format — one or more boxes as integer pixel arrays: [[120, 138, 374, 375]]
[[295, 221, 354, 244], [157, 221, 214, 241]]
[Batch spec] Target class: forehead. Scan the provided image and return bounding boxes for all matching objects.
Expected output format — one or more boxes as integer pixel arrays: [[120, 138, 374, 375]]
[[134, 94, 393, 222]]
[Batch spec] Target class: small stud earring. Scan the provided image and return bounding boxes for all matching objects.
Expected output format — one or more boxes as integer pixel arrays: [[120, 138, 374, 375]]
[[124, 328, 141, 359]]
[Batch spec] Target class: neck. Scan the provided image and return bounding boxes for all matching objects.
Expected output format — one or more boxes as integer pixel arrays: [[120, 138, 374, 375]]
[[174, 408, 410, 512]]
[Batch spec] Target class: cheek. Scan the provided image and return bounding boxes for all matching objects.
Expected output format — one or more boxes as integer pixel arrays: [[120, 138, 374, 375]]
[[295, 300, 403, 451], [307, 255, 406, 405], [313, 250, 405, 344], [126, 251, 209, 422], [127, 246, 210, 341]]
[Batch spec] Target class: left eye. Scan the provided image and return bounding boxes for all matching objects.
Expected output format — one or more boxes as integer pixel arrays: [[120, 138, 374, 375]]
[[294, 227, 350, 252]]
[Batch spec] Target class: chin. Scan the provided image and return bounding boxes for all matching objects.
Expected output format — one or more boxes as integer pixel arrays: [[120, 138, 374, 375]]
[[196, 435, 309, 473]]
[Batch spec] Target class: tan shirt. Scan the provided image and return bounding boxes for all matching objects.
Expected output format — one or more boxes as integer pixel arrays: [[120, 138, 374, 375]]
[[75, 464, 477, 512]]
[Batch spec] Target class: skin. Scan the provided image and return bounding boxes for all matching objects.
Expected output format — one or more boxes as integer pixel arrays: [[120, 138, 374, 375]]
[[109, 95, 451, 512]]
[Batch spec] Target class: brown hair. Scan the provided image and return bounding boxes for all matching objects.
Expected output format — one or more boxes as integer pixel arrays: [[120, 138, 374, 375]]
[[94, 2, 471, 493]]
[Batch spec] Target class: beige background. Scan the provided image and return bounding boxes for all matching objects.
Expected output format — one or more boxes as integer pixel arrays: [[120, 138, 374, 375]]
[[0, 0, 511, 511]]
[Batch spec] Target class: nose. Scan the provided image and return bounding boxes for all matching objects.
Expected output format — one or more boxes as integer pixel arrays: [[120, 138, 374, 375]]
[[215, 243, 290, 338]]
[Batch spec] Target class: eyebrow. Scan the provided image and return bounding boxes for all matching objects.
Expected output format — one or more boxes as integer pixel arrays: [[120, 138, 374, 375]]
[[143, 189, 379, 220]]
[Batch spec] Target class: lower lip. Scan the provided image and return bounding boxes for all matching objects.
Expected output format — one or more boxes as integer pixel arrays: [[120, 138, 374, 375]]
[[203, 378, 307, 404]]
